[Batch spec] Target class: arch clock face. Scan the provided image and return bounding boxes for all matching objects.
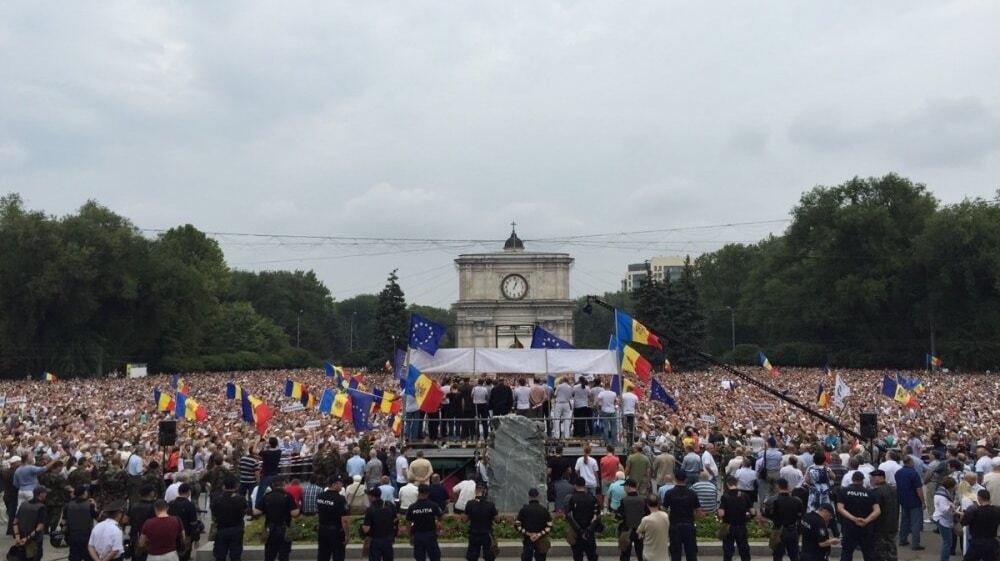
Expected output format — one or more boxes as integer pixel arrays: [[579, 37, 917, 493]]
[[501, 274, 528, 300]]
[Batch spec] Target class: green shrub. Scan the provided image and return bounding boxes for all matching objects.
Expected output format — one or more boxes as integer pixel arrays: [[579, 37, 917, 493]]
[[242, 513, 770, 544]]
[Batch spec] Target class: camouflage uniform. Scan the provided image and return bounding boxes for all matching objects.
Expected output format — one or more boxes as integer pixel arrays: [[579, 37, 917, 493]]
[[138, 468, 166, 503], [97, 466, 127, 510], [312, 447, 343, 483], [201, 465, 233, 497], [66, 467, 92, 491], [872, 484, 898, 561], [38, 470, 69, 528]]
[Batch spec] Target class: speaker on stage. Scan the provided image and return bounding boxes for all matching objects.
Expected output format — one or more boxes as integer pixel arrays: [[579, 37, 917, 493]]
[[859, 412, 877, 440], [158, 420, 177, 446]]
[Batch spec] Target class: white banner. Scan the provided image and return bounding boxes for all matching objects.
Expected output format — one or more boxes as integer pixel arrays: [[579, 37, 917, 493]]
[[409, 348, 618, 375], [280, 402, 305, 413]]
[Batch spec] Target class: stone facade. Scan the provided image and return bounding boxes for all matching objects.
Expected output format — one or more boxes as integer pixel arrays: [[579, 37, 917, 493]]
[[453, 230, 575, 348]]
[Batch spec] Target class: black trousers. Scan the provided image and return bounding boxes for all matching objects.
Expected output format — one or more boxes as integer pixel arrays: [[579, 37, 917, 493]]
[[964, 538, 999, 561], [774, 527, 800, 561], [475, 404, 490, 438], [521, 537, 547, 561], [317, 524, 346, 561], [369, 536, 394, 561], [264, 525, 291, 561], [573, 407, 591, 437], [571, 532, 598, 561], [669, 522, 698, 561], [840, 523, 875, 561], [620, 529, 644, 561], [723, 524, 752, 561], [467, 532, 495, 561], [413, 530, 441, 561], [4, 497, 16, 536], [68, 530, 90, 561]]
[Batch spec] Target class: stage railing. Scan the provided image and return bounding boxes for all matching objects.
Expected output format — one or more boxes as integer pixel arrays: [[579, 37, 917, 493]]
[[399, 413, 633, 449]]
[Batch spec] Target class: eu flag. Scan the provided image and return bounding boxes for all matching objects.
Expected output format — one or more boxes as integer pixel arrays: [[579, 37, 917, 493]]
[[650, 379, 678, 412], [409, 313, 447, 355], [610, 374, 622, 394], [349, 389, 375, 432], [530, 325, 574, 349], [324, 362, 335, 377]]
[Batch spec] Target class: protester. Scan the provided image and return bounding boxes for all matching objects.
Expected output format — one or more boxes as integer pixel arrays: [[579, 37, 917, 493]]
[[126, 485, 157, 561], [139, 500, 184, 561], [168, 483, 200, 561], [636, 497, 670, 561], [959, 489, 1000, 561], [931, 478, 957, 561]]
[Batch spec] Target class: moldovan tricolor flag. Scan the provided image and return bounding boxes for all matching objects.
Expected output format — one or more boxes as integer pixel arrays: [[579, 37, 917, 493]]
[[816, 383, 830, 408], [615, 310, 663, 350], [758, 352, 779, 376], [620, 344, 653, 382], [405, 365, 445, 414], [331, 392, 353, 420]]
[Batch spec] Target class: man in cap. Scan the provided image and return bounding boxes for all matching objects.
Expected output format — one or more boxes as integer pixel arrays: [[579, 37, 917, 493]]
[[463, 483, 498, 561], [125, 484, 157, 561], [362, 486, 398, 561], [515, 488, 552, 561], [616, 478, 650, 561], [869, 470, 898, 561], [566, 476, 600, 561], [406, 484, 443, 561], [210, 477, 248, 561], [253, 477, 300, 561], [88, 501, 126, 561], [800, 504, 840, 561], [62, 485, 97, 561], [316, 476, 349, 561], [13, 486, 48, 561], [836, 471, 881, 561]]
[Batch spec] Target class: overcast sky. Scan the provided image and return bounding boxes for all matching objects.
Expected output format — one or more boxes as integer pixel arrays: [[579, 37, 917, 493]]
[[2, 2, 998, 307]]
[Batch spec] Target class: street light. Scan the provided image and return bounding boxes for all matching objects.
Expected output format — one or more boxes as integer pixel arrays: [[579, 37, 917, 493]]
[[725, 306, 735, 351], [296, 309, 303, 348], [350, 312, 357, 352]]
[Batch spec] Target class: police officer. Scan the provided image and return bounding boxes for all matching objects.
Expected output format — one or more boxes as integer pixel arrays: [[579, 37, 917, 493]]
[[566, 476, 600, 561], [960, 489, 1000, 561], [801, 504, 840, 561], [616, 479, 649, 561], [62, 485, 97, 561], [515, 489, 552, 561], [125, 485, 156, 561], [169, 483, 200, 561], [13, 486, 48, 561], [407, 484, 443, 561], [661, 471, 702, 561], [316, 476, 349, 561], [253, 477, 301, 561], [836, 471, 881, 561], [463, 483, 498, 561], [718, 476, 753, 561], [868, 470, 898, 561], [362, 487, 398, 561], [765, 478, 805, 561], [211, 477, 248, 561]]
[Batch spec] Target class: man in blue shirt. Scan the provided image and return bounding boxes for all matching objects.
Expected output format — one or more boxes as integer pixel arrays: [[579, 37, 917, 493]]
[[13, 456, 56, 507], [345, 448, 365, 479], [895, 456, 926, 551]]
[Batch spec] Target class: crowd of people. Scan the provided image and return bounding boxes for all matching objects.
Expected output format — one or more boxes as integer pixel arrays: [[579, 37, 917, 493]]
[[1, 366, 1000, 561]]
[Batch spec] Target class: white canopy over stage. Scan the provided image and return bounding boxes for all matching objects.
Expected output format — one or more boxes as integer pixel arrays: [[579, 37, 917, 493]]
[[409, 348, 618, 375]]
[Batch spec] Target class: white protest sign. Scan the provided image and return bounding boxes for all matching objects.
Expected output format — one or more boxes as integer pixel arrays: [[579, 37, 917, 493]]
[[304, 420, 322, 430], [699, 414, 716, 423], [280, 402, 305, 413]]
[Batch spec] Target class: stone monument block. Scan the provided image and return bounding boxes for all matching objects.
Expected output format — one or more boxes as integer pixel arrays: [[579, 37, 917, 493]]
[[487, 414, 548, 513]]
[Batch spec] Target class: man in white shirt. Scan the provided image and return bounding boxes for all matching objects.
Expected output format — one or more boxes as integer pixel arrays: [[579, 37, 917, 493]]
[[877, 451, 902, 487], [471, 381, 490, 439], [779, 456, 805, 489], [702, 443, 720, 484], [451, 478, 477, 514], [551, 377, 574, 439], [88, 502, 125, 561], [621, 389, 639, 445], [597, 387, 619, 446], [398, 480, 419, 512], [572, 380, 592, 437], [512, 379, 532, 416], [395, 448, 410, 492], [973, 447, 993, 482], [164, 472, 187, 503], [575, 446, 600, 495], [125, 446, 145, 477]]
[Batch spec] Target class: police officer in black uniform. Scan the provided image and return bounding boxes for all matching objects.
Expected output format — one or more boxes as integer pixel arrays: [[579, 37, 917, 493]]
[[406, 484, 443, 561], [316, 476, 349, 561], [362, 487, 399, 561], [253, 477, 301, 561], [765, 478, 805, 561], [169, 483, 200, 561], [125, 484, 156, 561], [717, 476, 753, 561], [835, 471, 881, 561], [616, 479, 649, 561], [801, 504, 840, 561], [515, 488, 553, 561], [661, 471, 702, 561], [566, 477, 600, 561], [62, 485, 97, 561], [960, 489, 1000, 561], [210, 477, 248, 561], [463, 483, 498, 561]]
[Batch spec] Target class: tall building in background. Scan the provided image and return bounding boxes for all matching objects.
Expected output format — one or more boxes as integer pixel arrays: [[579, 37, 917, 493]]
[[621, 256, 685, 291], [453, 227, 575, 348]]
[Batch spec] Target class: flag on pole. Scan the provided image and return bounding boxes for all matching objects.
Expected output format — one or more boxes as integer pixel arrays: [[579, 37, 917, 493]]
[[332, 392, 352, 420], [153, 388, 174, 412], [650, 379, 678, 412], [530, 325, 574, 349], [833, 374, 851, 409], [44, 372, 57, 382], [816, 383, 830, 408], [663, 358, 672, 374], [405, 365, 445, 414], [926, 354, 943, 369], [621, 344, 653, 382], [409, 313, 447, 355], [225, 383, 244, 400], [615, 310, 663, 350], [758, 352, 779, 376], [349, 389, 375, 432]]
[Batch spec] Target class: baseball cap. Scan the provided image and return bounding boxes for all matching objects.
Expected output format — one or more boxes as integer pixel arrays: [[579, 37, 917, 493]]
[[870, 469, 886, 478], [528, 488, 539, 498]]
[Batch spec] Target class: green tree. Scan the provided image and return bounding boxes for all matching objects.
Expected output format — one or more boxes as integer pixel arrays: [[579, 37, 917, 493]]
[[373, 269, 407, 366], [666, 256, 707, 368], [573, 291, 633, 349], [334, 294, 379, 365]]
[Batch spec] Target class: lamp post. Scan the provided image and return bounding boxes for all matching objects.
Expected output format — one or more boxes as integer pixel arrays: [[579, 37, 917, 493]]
[[350, 312, 357, 352], [726, 306, 735, 351], [296, 309, 303, 348]]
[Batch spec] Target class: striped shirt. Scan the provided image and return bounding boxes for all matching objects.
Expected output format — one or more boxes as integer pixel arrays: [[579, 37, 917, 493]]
[[238, 456, 259, 484], [690, 481, 719, 514]]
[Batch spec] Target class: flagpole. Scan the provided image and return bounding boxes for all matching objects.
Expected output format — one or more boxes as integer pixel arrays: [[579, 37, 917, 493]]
[[585, 296, 863, 441]]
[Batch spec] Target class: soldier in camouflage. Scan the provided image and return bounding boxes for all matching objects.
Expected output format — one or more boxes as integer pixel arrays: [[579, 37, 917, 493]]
[[311, 442, 344, 484], [37, 463, 68, 528], [870, 469, 898, 561], [97, 456, 128, 510], [137, 461, 166, 504], [201, 453, 233, 498]]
